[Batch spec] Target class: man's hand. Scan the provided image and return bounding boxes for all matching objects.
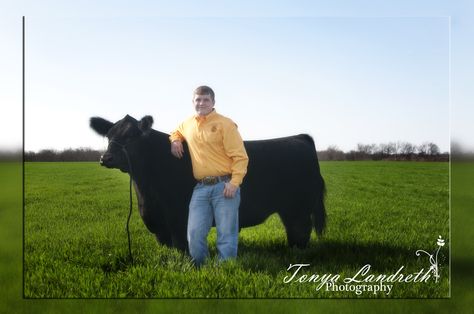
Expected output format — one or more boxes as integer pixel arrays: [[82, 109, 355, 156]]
[[223, 182, 238, 198], [171, 141, 184, 158]]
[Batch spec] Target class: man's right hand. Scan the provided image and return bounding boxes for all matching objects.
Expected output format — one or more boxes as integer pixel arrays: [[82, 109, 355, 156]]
[[171, 141, 184, 159]]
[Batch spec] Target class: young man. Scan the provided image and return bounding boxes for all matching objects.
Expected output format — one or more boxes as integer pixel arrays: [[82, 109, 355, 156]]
[[169, 86, 249, 266]]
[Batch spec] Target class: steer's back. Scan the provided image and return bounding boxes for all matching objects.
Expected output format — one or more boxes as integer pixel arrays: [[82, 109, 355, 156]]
[[239, 134, 323, 227]]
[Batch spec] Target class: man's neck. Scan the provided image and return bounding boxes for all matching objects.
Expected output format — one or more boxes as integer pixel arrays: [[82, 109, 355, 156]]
[[196, 108, 215, 117]]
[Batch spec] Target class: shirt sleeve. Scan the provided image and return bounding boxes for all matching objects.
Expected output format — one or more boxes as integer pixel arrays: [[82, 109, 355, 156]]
[[169, 122, 186, 143], [222, 122, 249, 187]]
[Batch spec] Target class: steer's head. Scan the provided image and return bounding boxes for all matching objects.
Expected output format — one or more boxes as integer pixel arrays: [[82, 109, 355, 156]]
[[89, 114, 154, 172]]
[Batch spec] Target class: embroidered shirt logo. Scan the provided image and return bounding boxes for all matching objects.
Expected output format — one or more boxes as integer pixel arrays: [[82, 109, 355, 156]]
[[211, 125, 217, 132]]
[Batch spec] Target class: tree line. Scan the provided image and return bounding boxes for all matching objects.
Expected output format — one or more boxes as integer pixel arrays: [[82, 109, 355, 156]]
[[24, 148, 103, 162], [317, 142, 449, 161]]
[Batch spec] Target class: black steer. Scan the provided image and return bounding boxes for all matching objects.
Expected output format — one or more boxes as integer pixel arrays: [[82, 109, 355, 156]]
[[90, 114, 326, 252]]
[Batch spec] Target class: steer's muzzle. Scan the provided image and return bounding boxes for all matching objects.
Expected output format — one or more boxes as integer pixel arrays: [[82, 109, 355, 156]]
[[99, 153, 113, 167], [99, 153, 128, 172]]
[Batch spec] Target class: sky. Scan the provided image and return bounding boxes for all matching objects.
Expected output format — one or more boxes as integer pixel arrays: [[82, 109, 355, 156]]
[[1, 1, 473, 153]]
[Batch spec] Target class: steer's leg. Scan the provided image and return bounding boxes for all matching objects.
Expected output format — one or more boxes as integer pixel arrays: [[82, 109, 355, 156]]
[[171, 232, 188, 253], [279, 210, 312, 249], [154, 230, 172, 248]]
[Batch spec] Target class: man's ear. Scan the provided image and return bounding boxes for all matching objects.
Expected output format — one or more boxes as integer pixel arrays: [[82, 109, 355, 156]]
[[138, 115, 154, 132], [90, 117, 113, 136]]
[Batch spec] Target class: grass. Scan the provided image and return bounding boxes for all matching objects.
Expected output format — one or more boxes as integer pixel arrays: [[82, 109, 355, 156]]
[[24, 161, 449, 298]]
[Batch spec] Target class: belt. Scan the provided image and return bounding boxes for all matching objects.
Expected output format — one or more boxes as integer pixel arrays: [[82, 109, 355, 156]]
[[197, 174, 231, 185]]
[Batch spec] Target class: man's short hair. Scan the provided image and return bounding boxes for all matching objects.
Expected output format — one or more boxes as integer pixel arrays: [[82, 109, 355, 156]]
[[193, 85, 215, 102]]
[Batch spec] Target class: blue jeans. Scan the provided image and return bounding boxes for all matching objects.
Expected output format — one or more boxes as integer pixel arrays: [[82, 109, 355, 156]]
[[187, 181, 240, 266]]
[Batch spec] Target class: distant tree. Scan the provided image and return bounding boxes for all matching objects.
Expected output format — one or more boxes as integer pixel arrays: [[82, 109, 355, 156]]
[[354, 143, 371, 160], [378, 143, 387, 155], [387, 142, 397, 155], [346, 150, 357, 161], [369, 144, 377, 155], [356, 143, 372, 154], [417, 143, 430, 155], [38, 149, 58, 161], [427, 142, 440, 155], [399, 142, 416, 155], [318, 145, 345, 161], [379, 143, 396, 156]]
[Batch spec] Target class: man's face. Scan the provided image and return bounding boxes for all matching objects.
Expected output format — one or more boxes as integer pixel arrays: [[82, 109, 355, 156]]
[[193, 93, 215, 116]]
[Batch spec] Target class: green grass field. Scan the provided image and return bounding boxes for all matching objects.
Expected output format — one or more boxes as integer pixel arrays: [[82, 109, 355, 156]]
[[24, 161, 449, 298]]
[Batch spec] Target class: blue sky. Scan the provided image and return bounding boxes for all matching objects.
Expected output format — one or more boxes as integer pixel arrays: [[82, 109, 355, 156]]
[[1, 1, 472, 152]]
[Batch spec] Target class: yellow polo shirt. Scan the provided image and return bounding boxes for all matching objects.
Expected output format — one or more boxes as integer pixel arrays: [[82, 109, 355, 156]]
[[169, 110, 249, 187]]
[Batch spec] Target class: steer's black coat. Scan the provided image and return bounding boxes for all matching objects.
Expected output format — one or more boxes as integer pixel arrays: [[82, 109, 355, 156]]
[[90, 114, 326, 252]]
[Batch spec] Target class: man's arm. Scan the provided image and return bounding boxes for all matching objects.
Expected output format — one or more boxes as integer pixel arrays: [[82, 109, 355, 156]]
[[169, 124, 186, 159], [171, 141, 184, 159], [222, 122, 249, 188]]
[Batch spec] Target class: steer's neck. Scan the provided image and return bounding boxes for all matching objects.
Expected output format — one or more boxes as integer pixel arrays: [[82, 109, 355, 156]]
[[127, 130, 182, 195]]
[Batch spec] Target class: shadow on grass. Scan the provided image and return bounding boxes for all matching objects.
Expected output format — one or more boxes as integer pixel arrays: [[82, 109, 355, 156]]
[[98, 239, 445, 278], [100, 254, 134, 273], [237, 239, 426, 276]]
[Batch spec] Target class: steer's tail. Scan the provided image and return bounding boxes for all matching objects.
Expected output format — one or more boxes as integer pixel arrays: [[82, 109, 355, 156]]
[[313, 176, 326, 238]]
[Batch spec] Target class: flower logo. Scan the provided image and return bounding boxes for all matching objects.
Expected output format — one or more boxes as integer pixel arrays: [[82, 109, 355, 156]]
[[437, 235, 445, 247], [416, 236, 446, 283]]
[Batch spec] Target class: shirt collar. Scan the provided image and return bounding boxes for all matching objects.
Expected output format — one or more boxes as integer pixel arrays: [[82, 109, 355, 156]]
[[195, 109, 217, 122]]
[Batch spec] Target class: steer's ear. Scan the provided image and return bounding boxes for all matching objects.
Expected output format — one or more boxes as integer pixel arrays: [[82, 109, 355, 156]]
[[138, 115, 154, 133], [90, 117, 113, 136]]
